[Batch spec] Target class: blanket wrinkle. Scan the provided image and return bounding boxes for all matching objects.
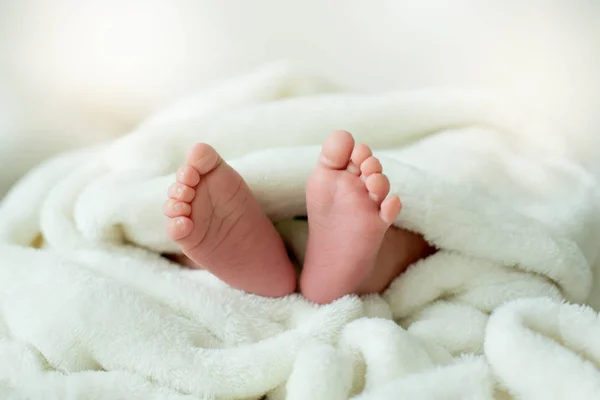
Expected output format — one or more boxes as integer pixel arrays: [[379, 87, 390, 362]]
[[1, 63, 600, 399], [485, 298, 600, 399]]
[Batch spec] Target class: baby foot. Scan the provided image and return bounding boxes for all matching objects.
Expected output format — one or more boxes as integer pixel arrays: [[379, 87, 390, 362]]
[[164, 143, 296, 297], [300, 130, 402, 304]]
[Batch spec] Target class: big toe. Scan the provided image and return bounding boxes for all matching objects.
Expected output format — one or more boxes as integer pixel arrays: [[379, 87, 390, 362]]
[[319, 130, 355, 170], [187, 143, 223, 175]]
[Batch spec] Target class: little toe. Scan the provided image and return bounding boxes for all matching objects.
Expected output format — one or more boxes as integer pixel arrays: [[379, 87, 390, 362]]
[[351, 143, 373, 166], [187, 143, 223, 175], [379, 195, 402, 225], [319, 130, 355, 170], [176, 165, 200, 187], [360, 156, 383, 177], [166, 216, 194, 241], [168, 182, 195, 203], [365, 173, 390, 205], [163, 199, 192, 218]]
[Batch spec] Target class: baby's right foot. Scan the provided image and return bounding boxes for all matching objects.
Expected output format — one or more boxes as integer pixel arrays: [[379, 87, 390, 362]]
[[301, 131, 402, 304], [163, 143, 296, 297]]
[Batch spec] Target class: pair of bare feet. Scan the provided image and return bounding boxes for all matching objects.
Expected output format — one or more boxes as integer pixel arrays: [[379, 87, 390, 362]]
[[163, 130, 433, 304]]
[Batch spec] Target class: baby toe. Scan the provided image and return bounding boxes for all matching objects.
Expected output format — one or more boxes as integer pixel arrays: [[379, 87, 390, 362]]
[[168, 182, 196, 202], [319, 130, 355, 170], [379, 195, 402, 225], [187, 143, 223, 175], [163, 199, 192, 217], [365, 173, 390, 205], [176, 165, 200, 187], [351, 143, 372, 166], [360, 156, 383, 177], [166, 216, 194, 241]]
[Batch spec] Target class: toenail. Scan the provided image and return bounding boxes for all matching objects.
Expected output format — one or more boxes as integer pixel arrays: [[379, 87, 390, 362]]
[[369, 193, 379, 202]]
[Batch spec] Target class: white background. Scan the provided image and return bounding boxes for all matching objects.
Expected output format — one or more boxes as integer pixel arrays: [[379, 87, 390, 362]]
[[0, 0, 599, 194]]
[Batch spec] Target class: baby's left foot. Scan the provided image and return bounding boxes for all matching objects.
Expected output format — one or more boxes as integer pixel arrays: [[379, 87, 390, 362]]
[[300, 130, 402, 304]]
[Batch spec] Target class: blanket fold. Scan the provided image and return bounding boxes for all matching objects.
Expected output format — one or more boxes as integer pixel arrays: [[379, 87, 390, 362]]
[[1, 63, 599, 399]]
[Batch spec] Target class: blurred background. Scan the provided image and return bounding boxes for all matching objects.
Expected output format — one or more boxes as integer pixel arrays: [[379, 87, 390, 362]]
[[0, 0, 599, 195]]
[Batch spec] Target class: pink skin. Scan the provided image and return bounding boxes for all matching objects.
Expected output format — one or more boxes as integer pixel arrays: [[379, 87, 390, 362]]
[[300, 130, 403, 304], [164, 143, 296, 297], [163, 131, 434, 302]]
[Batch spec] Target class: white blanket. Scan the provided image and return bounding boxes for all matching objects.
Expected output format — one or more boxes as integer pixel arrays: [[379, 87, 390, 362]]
[[1, 64, 600, 399]]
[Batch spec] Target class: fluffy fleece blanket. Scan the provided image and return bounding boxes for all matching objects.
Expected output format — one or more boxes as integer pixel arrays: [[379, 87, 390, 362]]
[[1, 64, 600, 399]]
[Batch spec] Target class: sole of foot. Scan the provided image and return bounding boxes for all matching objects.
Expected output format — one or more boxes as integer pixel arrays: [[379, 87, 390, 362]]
[[164, 143, 296, 297], [300, 130, 401, 304]]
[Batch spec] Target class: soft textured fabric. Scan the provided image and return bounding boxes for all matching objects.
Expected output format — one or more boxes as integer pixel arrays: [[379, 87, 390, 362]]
[[1, 64, 599, 399]]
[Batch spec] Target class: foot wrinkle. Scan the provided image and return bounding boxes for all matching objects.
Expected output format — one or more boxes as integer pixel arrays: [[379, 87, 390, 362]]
[[218, 178, 245, 213], [302, 130, 401, 304], [165, 143, 296, 297]]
